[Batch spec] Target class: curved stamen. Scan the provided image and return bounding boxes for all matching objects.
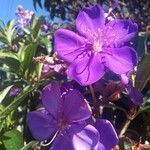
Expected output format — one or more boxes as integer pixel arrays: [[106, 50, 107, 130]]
[[41, 130, 60, 147]]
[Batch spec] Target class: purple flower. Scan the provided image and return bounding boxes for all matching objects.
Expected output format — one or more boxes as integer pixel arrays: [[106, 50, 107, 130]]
[[16, 5, 34, 27], [9, 87, 21, 97], [27, 83, 100, 150], [127, 85, 143, 105], [54, 5, 138, 85], [41, 24, 49, 32]]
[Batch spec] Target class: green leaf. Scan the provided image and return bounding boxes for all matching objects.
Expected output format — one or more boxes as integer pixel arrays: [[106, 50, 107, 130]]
[[0, 52, 21, 73], [0, 85, 13, 103], [0, 85, 35, 122], [135, 53, 150, 91], [19, 44, 37, 74], [140, 105, 150, 113], [3, 130, 23, 150], [6, 20, 16, 44], [0, 36, 8, 44], [40, 36, 52, 53], [36, 62, 43, 80], [0, 19, 5, 28], [31, 16, 45, 39], [21, 141, 38, 150], [22, 28, 31, 35]]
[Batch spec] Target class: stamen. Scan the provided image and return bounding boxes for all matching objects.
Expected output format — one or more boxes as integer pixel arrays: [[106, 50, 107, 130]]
[[41, 130, 60, 147], [93, 40, 103, 53]]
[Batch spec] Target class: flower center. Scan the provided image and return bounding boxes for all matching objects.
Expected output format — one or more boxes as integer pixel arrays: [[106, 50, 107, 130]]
[[93, 40, 102, 53], [59, 118, 68, 129]]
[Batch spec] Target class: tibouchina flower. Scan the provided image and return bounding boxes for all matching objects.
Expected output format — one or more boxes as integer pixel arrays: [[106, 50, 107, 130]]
[[27, 83, 100, 150], [54, 5, 138, 85]]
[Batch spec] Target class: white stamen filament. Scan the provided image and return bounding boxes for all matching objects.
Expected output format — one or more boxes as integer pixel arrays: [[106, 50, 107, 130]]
[[41, 130, 60, 147]]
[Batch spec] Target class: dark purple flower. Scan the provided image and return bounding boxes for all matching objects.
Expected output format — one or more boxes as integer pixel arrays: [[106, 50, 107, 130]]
[[41, 24, 49, 32], [54, 5, 138, 85], [27, 83, 100, 150], [9, 87, 21, 97], [127, 85, 143, 105], [42, 64, 51, 76]]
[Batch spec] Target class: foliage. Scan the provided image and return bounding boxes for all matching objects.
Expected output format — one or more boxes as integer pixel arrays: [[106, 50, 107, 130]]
[[0, 2, 149, 150]]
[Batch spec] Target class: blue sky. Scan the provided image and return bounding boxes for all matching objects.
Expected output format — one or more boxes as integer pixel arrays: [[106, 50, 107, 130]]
[[0, 0, 49, 23]]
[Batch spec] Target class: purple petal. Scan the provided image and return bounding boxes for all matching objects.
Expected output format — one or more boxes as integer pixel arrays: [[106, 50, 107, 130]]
[[42, 82, 61, 118], [105, 19, 138, 45], [76, 5, 105, 39], [68, 54, 105, 85], [96, 142, 105, 150], [54, 29, 85, 62], [95, 119, 118, 150], [72, 124, 100, 150], [120, 74, 129, 85], [104, 46, 137, 74], [127, 85, 143, 105], [52, 124, 100, 150], [63, 89, 91, 123], [27, 112, 58, 141]]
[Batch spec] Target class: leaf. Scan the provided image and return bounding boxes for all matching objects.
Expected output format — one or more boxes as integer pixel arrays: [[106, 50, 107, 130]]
[[0, 52, 21, 73], [20, 44, 37, 74], [21, 141, 38, 150], [33, 0, 43, 10], [135, 53, 150, 91], [0, 19, 5, 28], [22, 28, 31, 34], [139, 105, 150, 113], [3, 130, 23, 150], [6, 20, 16, 44], [27, 60, 44, 81], [36, 62, 43, 80], [31, 16, 45, 39], [0, 85, 35, 122], [0, 85, 13, 103], [40, 36, 52, 53]]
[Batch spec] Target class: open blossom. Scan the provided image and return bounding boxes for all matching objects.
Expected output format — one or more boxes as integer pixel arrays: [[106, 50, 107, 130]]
[[54, 5, 138, 85], [27, 82, 118, 149], [27, 83, 99, 150]]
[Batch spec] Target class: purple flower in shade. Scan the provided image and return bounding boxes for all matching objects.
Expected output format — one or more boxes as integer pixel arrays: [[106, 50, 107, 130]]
[[42, 64, 51, 77], [127, 85, 143, 105], [95, 119, 119, 150], [16, 5, 34, 27], [27, 83, 100, 150], [41, 24, 49, 32], [9, 87, 21, 97], [54, 5, 138, 85]]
